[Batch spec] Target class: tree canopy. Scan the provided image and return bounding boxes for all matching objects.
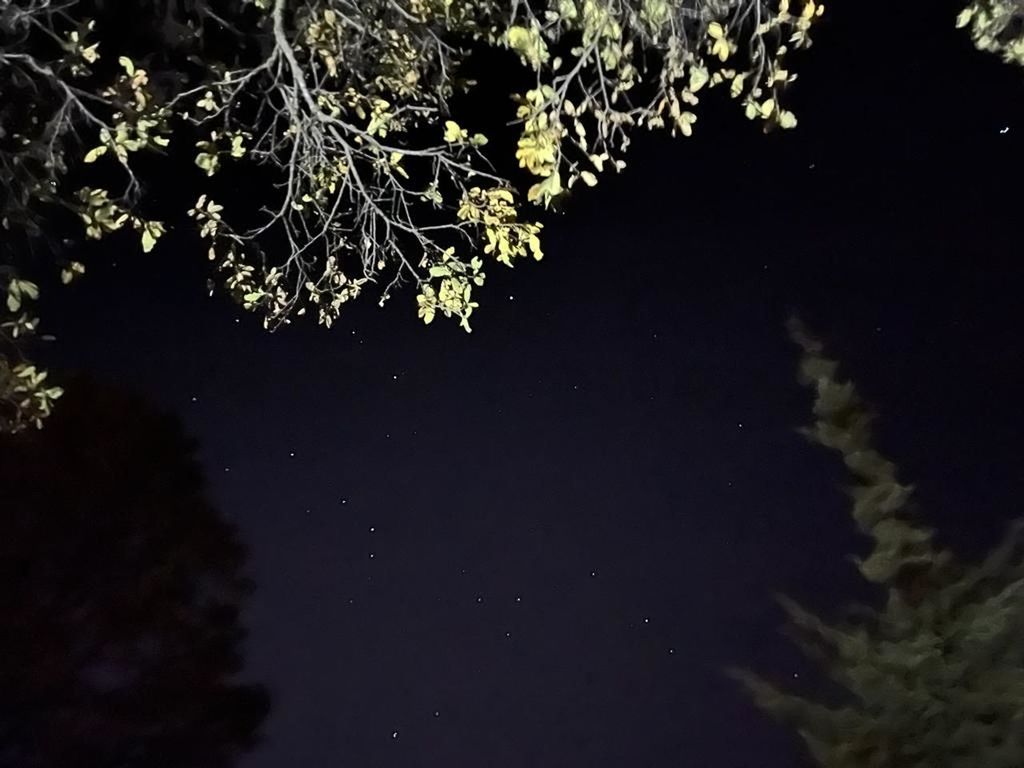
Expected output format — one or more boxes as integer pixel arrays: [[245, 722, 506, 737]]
[[0, 376, 270, 767], [1, 0, 828, 430], [958, 0, 1024, 68], [0, 0, 1008, 433], [732, 320, 1024, 767]]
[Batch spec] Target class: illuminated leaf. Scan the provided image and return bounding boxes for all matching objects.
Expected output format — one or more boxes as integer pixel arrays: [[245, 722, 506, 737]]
[[443, 120, 466, 143], [83, 146, 107, 163], [140, 221, 166, 253]]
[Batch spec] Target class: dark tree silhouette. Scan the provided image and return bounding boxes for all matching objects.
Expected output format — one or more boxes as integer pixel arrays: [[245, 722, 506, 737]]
[[0, 377, 270, 768]]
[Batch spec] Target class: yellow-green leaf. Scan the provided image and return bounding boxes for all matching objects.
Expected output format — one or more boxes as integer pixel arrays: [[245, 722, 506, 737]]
[[140, 221, 165, 253], [83, 145, 107, 163], [443, 120, 465, 143]]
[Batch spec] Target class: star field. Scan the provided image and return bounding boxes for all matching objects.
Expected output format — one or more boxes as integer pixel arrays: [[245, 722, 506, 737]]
[[43, 2, 1024, 766]]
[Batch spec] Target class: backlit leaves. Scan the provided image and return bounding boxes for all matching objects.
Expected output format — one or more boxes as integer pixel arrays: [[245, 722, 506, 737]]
[[958, 0, 1024, 68], [707, 22, 734, 62], [1, 272, 62, 433], [1, 0, 826, 431], [507, 24, 550, 70], [137, 220, 166, 253]]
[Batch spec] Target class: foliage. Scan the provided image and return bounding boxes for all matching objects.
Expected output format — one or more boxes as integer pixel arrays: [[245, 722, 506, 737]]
[[0, 0, 826, 431], [731, 319, 1024, 767], [0, 376, 270, 767], [958, 0, 1024, 68], [1, 270, 65, 433]]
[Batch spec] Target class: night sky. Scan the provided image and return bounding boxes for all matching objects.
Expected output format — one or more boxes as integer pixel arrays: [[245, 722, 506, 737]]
[[39, 0, 1024, 766]]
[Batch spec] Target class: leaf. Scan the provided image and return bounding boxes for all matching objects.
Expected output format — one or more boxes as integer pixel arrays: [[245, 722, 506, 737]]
[[443, 120, 464, 143], [527, 170, 562, 206], [528, 234, 543, 260], [689, 65, 710, 92], [956, 7, 974, 28], [117, 56, 135, 75], [83, 145, 107, 163], [712, 37, 731, 61], [730, 72, 748, 98], [16, 280, 38, 300], [196, 152, 219, 176], [507, 25, 549, 69], [140, 222, 165, 253], [197, 91, 218, 112], [778, 110, 798, 129], [676, 111, 697, 136], [579, 170, 598, 187]]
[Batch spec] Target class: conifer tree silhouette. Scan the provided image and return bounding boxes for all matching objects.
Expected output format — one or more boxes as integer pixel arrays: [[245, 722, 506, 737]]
[[732, 319, 1024, 767]]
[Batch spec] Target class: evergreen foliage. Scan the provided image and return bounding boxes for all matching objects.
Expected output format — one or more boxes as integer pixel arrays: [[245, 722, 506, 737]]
[[732, 319, 1024, 767]]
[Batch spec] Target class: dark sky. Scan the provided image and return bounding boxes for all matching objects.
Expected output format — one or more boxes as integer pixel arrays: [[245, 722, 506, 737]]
[[43, 1, 1024, 766]]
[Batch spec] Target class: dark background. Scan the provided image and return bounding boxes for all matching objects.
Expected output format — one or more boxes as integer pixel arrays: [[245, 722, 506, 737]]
[[41, 0, 1024, 765]]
